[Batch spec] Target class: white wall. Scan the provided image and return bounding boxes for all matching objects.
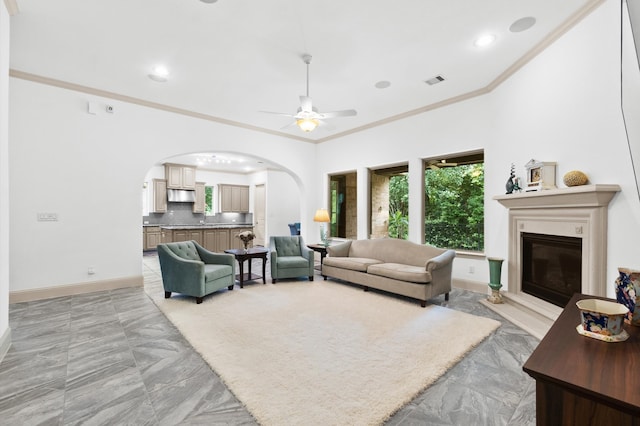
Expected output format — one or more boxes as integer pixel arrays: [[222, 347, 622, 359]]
[[9, 80, 317, 293], [7, 1, 640, 301], [318, 0, 640, 296], [1, 1, 12, 356], [265, 169, 302, 240]]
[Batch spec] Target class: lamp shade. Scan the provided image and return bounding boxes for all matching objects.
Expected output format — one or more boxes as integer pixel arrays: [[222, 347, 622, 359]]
[[313, 208, 330, 223]]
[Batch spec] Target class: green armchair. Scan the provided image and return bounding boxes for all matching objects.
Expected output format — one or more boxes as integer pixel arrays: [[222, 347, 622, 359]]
[[157, 240, 236, 304], [269, 235, 314, 284]]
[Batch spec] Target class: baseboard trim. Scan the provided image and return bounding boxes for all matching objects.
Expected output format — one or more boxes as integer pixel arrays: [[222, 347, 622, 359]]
[[0, 327, 11, 364], [9, 275, 144, 303], [453, 278, 489, 295]]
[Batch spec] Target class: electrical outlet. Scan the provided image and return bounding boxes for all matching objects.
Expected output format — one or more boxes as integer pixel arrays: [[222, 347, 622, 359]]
[[468, 266, 475, 274], [88, 266, 95, 275]]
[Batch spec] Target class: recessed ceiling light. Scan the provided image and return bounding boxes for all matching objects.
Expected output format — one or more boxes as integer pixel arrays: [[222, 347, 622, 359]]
[[374, 80, 391, 89], [200, 0, 218, 3], [510, 17, 536, 33], [474, 34, 496, 48], [148, 65, 170, 82]]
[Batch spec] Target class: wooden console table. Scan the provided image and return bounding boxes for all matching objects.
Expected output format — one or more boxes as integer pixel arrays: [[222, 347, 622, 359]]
[[523, 293, 640, 425]]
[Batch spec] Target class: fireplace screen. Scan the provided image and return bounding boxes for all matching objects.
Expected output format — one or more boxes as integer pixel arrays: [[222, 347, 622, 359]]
[[521, 232, 582, 307]]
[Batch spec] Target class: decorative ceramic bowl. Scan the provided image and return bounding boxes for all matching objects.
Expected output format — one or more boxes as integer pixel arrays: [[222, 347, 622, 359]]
[[576, 299, 629, 336]]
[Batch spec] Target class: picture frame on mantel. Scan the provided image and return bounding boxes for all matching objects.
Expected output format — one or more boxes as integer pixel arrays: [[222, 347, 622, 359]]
[[524, 159, 557, 191]]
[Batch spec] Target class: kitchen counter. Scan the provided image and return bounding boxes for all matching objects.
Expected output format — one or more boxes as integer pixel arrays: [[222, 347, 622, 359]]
[[159, 224, 252, 229], [143, 223, 252, 229]]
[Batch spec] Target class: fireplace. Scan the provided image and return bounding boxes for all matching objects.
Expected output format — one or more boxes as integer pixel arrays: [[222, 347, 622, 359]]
[[494, 185, 620, 316], [521, 232, 582, 307]]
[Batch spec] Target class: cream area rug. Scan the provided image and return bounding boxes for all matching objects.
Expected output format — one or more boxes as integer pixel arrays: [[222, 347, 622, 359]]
[[152, 281, 500, 425]]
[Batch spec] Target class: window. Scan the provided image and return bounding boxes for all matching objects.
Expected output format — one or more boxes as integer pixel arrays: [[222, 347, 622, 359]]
[[370, 165, 408, 239], [205, 186, 214, 215], [424, 152, 484, 252]]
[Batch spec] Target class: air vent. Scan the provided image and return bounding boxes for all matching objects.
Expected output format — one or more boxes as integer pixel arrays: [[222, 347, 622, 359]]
[[425, 75, 445, 86]]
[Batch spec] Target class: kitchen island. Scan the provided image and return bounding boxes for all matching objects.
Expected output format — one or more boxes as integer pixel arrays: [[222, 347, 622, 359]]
[[143, 223, 253, 253]]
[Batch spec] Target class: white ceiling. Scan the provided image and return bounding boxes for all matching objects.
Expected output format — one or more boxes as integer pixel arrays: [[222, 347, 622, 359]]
[[9, 0, 599, 169]]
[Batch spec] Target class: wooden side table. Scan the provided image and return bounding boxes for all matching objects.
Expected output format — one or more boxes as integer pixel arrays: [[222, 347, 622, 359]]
[[224, 247, 268, 288], [306, 244, 328, 270], [523, 293, 640, 425]]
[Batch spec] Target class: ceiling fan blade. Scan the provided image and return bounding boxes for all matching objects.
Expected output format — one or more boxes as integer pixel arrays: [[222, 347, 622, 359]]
[[259, 110, 296, 118], [319, 109, 357, 119], [300, 96, 313, 112], [428, 164, 439, 171]]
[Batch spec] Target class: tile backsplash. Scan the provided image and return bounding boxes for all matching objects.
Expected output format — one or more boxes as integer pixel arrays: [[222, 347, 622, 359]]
[[144, 202, 252, 226]]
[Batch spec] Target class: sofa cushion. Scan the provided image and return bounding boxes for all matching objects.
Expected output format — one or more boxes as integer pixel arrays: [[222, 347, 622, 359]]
[[367, 263, 432, 283], [323, 257, 383, 272], [277, 256, 310, 269], [204, 264, 232, 281]]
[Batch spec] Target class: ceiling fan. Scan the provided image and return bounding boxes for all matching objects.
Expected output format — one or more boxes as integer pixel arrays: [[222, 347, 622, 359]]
[[261, 54, 357, 132], [427, 159, 458, 170]]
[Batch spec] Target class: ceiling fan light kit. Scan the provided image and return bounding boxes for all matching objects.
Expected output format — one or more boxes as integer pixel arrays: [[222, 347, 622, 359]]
[[261, 54, 357, 133], [296, 118, 319, 132]]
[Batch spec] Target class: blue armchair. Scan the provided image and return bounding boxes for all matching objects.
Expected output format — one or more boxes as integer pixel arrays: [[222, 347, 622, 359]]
[[269, 235, 314, 284], [288, 222, 301, 236], [157, 240, 236, 304]]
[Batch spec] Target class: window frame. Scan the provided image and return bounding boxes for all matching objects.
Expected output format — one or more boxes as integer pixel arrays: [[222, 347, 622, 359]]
[[423, 151, 484, 253]]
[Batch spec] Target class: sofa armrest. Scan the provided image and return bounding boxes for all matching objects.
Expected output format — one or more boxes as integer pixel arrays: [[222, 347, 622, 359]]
[[425, 249, 456, 272], [269, 247, 278, 274], [301, 245, 313, 261], [328, 241, 352, 257], [194, 241, 235, 267]]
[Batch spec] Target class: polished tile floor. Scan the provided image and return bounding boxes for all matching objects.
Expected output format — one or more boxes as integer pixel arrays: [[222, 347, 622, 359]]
[[0, 253, 538, 425]]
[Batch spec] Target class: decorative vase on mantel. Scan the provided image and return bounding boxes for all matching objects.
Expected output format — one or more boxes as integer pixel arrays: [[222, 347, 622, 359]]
[[615, 267, 640, 326], [487, 257, 504, 304]]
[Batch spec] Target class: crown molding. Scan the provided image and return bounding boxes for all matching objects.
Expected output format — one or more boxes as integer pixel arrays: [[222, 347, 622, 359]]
[[8, 0, 606, 145], [9, 69, 313, 144], [4, 0, 19, 16]]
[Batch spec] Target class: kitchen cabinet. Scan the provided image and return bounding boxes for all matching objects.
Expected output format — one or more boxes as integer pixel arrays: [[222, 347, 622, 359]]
[[171, 230, 202, 245], [165, 163, 196, 190], [193, 182, 206, 213], [148, 226, 253, 253], [203, 229, 230, 252], [144, 226, 161, 250], [161, 228, 172, 244], [143, 226, 162, 250], [152, 179, 167, 213], [219, 184, 249, 212]]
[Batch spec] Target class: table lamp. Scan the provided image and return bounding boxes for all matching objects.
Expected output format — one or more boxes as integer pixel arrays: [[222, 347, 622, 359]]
[[313, 208, 331, 246]]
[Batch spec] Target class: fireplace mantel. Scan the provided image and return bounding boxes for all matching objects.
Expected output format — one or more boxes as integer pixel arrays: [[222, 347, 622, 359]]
[[493, 184, 621, 209], [493, 183, 621, 321]]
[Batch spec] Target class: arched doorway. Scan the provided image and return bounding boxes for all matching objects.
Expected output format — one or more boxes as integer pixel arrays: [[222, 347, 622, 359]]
[[141, 151, 303, 255]]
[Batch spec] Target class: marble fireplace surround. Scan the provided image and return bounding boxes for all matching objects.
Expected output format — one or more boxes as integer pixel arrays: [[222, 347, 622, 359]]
[[492, 184, 621, 331]]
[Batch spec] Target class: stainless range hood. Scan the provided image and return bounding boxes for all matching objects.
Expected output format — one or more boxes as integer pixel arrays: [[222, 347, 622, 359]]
[[167, 189, 196, 203]]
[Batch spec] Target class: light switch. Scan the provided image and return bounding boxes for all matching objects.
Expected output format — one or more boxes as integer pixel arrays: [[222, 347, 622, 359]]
[[37, 213, 58, 222]]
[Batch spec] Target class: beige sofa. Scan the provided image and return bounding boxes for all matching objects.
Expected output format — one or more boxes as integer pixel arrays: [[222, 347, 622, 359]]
[[322, 239, 456, 307]]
